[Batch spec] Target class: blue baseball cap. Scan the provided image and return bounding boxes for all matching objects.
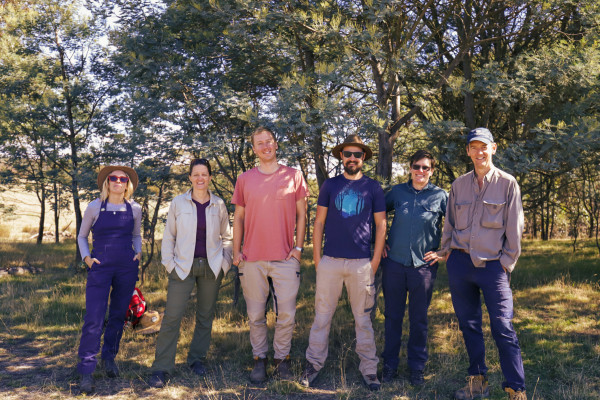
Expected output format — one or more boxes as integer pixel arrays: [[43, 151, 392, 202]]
[[467, 127, 494, 144]]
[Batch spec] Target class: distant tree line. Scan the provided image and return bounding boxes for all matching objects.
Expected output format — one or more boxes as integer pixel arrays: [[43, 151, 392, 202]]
[[2, 0, 600, 263]]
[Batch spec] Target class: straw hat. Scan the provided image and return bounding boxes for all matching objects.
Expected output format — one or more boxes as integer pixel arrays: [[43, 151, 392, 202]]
[[97, 165, 139, 191], [136, 310, 163, 335], [331, 134, 373, 161]]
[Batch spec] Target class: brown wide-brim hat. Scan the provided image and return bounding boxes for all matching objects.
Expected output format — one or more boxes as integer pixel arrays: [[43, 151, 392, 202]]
[[331, 134, 373, 161], [97, 165, 138, 191], [136, 310, 163, 335]]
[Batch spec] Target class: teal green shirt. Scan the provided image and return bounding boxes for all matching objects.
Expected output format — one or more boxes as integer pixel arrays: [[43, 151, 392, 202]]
[[385, 181, 448, 267]]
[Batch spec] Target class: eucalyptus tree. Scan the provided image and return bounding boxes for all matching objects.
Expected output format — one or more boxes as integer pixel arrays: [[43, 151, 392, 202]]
[[1, 0, 121, 260]]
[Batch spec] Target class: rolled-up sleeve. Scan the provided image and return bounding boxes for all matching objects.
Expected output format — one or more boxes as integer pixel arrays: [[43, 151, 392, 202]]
[[439, 184, 456, 255], [220, 202, 233, 266], [132, 203, 143, 254], [499, 179, 524, 272], [161, 200, 178, 273]]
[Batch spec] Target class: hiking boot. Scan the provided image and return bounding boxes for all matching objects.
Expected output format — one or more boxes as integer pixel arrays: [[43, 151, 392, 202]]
[[190, 360, 207, 376], [410, 369, 425, 386], [148, 371, 168, 388], [382, 365, 397, 383], [80, 374, 94, 394], [363, 374, 381, 391], [454, 375, 489, 399], [102, 358, 119, 378], [273, 356, 294, 380], [505, 387, 527, 400], [249, 357, 267, 383], [300, 362, 319, 387]]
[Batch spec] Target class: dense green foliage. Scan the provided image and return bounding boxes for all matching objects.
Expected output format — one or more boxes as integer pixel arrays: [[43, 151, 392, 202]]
[[2, 0, 600, 255]]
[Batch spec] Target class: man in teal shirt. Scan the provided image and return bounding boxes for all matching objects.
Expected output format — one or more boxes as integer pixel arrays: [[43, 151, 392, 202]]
[[381, 150, 448, 386]]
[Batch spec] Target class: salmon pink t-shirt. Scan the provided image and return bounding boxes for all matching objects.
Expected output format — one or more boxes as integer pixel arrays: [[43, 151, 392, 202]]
[[231, 165, 308, 262]]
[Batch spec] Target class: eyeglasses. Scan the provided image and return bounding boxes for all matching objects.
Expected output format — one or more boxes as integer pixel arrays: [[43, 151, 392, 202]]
[[411, 164, 431, 172], [108, 175, 129, 183], [342, 151, 364, 159]]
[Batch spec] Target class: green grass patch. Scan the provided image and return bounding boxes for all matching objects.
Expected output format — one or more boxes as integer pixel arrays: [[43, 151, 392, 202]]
[[0, 239, 598, 399]]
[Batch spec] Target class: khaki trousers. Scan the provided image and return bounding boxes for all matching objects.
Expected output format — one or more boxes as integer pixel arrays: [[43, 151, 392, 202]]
[[239, 258, 301, 359], [305, 256, 379, 376], [151, 258, 223, 373]]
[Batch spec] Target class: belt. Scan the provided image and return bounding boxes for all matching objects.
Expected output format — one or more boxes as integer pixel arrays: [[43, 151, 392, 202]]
[[456, 248, 470, 255]]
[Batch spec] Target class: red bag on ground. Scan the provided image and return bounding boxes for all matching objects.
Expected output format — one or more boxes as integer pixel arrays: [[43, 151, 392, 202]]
[[124, 287, 146, 328]]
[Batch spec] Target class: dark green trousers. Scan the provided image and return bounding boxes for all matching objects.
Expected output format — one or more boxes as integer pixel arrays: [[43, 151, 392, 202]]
[[151, 258, 223, 373]]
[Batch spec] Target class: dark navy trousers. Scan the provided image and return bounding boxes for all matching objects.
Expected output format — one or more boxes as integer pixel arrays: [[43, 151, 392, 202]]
[[78, 260, 138, 374], [447, 250, 525, 391], [381, 257, 438, 372]]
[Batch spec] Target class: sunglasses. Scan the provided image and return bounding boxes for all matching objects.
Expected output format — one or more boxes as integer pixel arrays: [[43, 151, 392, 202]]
[[108, 175, 129, 183], [411, 164, 431, 172], [342, 151, 364, 159]]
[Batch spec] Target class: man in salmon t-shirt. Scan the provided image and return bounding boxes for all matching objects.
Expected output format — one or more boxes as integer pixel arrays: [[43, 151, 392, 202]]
[[231, 126, 309, 383]]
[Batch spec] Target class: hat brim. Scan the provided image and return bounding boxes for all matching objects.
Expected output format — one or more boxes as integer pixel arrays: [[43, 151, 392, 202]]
[[331, 143, 373, 161], [467, 136, 493, 145], [135, 312, 163, 335], [97, 165, 138, 191]]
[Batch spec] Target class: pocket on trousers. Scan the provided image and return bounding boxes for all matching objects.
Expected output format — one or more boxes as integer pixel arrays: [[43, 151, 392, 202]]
[[364, 283, 376, 313]]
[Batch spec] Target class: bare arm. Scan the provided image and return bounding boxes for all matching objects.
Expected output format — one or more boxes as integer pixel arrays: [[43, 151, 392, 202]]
[[312, 205, 328, 269], [232, 204, 245, 266], [371, 211, 387, 273], [286, 196, 307, 261]]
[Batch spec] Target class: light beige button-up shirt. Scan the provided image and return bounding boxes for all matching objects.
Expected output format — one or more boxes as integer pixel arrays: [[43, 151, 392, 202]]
[[162, 190, 233, 280], [440, 166, 524, 272]]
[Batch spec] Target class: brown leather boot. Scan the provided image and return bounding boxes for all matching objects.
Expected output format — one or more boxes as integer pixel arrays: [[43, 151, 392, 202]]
[[454, 375, 489, 399], [273, 356, 293, 380], [249, 357, 268, 383], [505, 387, 527, 399]]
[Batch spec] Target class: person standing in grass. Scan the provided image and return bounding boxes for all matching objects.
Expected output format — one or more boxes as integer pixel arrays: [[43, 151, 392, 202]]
[[300, 135, 386, 392], [231, 126, 308, 383], [429, 128, 527, 400], [148, 158, 232, 388], [77, 165, 142, 394], [380, 150, 448, 386]]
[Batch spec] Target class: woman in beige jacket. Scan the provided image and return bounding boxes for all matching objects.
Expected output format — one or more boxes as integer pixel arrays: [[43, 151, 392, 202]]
[[149, 158, 232, 388]]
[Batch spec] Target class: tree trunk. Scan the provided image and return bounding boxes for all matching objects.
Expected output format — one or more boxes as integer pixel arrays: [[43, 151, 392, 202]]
[[376, 132, 393, 181], [53, 180, 60, 243], [463, 50, 476, 129], [313, 129, 328, 188], [37, 185, 46, 245], [141, 181, 165, 282]]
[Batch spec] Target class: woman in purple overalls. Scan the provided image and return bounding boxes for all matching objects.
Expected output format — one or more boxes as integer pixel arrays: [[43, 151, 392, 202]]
[[76, 165, 142, 394]]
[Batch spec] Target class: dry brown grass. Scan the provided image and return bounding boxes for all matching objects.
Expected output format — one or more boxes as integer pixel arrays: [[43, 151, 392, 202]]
[[0, 240, 599, 399]]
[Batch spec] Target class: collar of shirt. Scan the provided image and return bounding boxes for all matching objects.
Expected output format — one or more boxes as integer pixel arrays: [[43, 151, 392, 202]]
[[406, 180, 434, 194]]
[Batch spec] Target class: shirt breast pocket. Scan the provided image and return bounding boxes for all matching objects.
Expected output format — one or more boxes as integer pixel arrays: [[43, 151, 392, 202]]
[[420, 203, 440, 221], [396, 201, 409, 215], [455, 202, 472, 230], [481, 201, 506, 229], [175, 207, 194, 229]]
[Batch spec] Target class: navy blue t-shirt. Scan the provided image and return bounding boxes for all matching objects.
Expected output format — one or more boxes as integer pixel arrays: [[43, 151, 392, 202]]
[[318, 174, 386, 259]]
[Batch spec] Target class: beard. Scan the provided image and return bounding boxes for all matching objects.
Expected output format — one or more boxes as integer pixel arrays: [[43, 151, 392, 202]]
[[344, 162, 361, 175]]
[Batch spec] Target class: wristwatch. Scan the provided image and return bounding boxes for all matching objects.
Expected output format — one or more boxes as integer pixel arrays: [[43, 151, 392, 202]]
[[294, 246, 304, 253]]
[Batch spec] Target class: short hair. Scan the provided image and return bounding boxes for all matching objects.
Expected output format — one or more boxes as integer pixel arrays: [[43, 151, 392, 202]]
[[409, 149, 436, 170], [250, 126, 277, 146], [100, 172, 134, 201], [189, 158, 212, 176]]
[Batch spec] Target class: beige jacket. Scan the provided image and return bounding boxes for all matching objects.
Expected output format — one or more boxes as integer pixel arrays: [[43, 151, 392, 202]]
[[162, 190, 233, 280]]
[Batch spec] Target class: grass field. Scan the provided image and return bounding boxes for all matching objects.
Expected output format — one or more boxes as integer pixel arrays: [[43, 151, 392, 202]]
[[0, 239, 598, 399]]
